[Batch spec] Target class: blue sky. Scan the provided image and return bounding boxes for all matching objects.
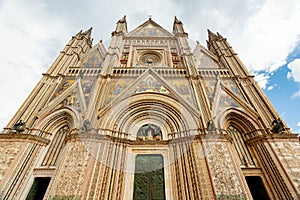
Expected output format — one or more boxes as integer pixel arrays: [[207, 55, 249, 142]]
[[0, 0, 299, 133], [264, 44, 300, 132]]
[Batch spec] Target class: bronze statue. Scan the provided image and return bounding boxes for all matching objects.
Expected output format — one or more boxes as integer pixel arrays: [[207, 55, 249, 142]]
[[207, 120, 216, 133], [13, 120, 26, 132], [82, 119, 91, 132], [271, 118, 285, 133]]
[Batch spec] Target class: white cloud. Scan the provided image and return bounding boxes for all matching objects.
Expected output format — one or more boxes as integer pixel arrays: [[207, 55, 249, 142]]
[[287, 59, 300, 82], [0, 0, 71, 129], [254, 73, 270, 89], [292, 90, 300, 99], [297, 122, 300, 127], [227, 0, 300, 72], [266, 85, 274, 90]]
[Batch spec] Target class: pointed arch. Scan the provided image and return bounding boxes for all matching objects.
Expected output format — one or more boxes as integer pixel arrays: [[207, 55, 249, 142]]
[[216, 108, 261, 135], [217, 108, 262, 167], [36, 107, 80, 134], [34, 108, 80, 168]]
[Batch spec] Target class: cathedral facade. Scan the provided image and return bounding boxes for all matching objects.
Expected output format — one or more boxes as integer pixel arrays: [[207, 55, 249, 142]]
[[0, 16, 299, 200]]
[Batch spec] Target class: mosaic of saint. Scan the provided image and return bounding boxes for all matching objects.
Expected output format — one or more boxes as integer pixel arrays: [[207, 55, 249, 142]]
[[54, 79, 75, 99], [81, 51, 103, 68], [81, 79, 95, 104], [215, 89, 240, 116], [105, 78, 134, 104], [131, 23, 169, 37], [203, 79, 218, 104], [61, 93, 82, 113], [222, 79, 246, 101], [168, 79, 194, 105], [196, 51, 220, 69], [133, 77, 169, 94], [137, 124, 162, 140]]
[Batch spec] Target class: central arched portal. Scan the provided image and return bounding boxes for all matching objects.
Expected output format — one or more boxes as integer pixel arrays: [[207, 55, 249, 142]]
[[98, 93, 200, 140]]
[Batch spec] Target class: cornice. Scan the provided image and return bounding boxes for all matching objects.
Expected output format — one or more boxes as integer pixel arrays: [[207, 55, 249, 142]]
[[64, 132, 232, 145], [0, 133, 50, 145]]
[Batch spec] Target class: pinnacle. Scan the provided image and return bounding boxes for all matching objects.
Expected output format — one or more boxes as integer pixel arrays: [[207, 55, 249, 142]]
[[83, 27, 93, 38]]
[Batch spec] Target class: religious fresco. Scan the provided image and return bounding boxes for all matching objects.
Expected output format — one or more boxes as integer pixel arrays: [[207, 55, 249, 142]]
[[81, 51, 103, 68], [53, 79, 75, 100], [195, 51, 220, 69], [215, 89, 241, 116], [167, 79, 194, 105], [222, 79, 246, 101], [137, 123, 162, 140], [130, 23, 170, 37], [105, 78, 134, 104], [133, 77, 169, 94], [52, 78, 96, 114], [60, 93, 82, 113], [203, 79, 218, 104], [81, 79, 95, 104]]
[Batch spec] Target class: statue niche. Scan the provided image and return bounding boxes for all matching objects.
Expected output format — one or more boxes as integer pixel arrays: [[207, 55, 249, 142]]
[[137, 124, 162, 141]]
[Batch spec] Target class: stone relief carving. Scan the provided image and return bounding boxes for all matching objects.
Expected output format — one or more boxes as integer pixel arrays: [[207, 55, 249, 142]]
[[50, 141, 90, 198], [0, 142, 22, 182], [206, 143, 246, 199], [272, 142, 300, 192]]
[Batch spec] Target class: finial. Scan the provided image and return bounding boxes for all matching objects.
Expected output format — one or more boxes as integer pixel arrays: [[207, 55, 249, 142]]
[[76, 30, 83, 36], [207, 29, 217, 39], [174, 16, 180, 23], [118, 15, 126, 23], [148, 14, 152, 20], [81, 27, 93, 38]]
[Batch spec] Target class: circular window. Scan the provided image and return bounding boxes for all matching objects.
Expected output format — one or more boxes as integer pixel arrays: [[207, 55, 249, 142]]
[[139, 52, 161, 65]]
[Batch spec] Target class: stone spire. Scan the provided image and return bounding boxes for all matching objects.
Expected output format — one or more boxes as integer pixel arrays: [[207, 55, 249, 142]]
[[113, 15, 128, 35], [173, 16, 187, 36]]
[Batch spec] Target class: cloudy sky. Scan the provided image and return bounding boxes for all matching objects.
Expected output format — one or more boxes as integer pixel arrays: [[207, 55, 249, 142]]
[[0, 0, 299, 133]]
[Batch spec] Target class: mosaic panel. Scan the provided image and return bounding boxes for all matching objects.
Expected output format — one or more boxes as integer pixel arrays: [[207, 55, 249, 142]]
[[81, 79, 95, 104], [81, 52, 103, 68], [131, 24, 170, 37], [168, 79, 194, 105], [203, 79, 218, 104], [222, 79, 245, 101], [216, 90, 240, 115], [60, 93, 82, 113], [53, 79, 75, 99], [195, 52, 220, 69], [133, 77, 169, 94], [105, 78, 134, 104]]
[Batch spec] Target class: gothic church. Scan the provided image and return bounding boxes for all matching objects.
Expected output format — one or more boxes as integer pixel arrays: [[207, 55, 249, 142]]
[[0, 16, 299, 200]]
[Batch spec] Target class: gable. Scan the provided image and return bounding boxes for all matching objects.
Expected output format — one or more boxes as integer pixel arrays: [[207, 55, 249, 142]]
[[194, 49, 221, 69], [80, 48, 104, 68], [127, 20, 173, 38], [101, 69, 199, 115]]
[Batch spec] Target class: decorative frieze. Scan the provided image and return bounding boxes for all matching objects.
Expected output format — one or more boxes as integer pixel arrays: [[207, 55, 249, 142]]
[[206, 143, 246, 199], [0, 142, 22, 182], [49, 141, 91, 199]]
